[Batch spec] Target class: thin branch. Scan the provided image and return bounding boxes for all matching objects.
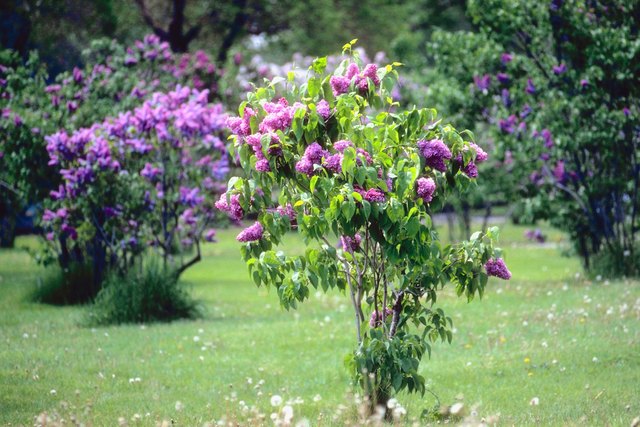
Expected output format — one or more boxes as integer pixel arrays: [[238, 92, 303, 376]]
[[134, 0, 168, 38], [175, 238, 201, 278], [216, 0, 249, 64], [0, 180, 21, 197]]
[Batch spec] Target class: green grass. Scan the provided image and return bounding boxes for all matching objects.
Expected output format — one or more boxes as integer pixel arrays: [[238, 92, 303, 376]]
[[1, 221, 639, 426]]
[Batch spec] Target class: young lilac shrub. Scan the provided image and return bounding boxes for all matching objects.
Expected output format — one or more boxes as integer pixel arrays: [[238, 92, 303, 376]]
[[43, 86, 228, 283], [218, 40, 510, 416]]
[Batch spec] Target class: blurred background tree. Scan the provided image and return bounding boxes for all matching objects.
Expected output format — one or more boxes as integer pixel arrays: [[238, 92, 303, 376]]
[[1, 0, 469, 73]]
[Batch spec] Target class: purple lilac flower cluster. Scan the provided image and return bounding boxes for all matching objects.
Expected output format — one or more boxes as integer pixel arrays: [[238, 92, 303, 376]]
[[215, 193, 244, 221], [417, 139, 452, 172], [415, 177, 436, 203], [456, 142, 489, 178], [484, 258, 512, 280], [524, 229, 546, 243], [227, 97, 312, 173]]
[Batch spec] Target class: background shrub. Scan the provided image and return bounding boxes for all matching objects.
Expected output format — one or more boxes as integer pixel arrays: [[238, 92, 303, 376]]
[[89, 260, 200, 325], [30, 262, 97, 305]]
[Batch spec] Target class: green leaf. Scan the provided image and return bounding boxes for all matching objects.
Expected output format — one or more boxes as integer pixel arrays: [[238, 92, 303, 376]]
[[387, 198, 404, 222], [310, 175, 319, 193], [341, 198, 356, 221], [311, 57, 327, 75]]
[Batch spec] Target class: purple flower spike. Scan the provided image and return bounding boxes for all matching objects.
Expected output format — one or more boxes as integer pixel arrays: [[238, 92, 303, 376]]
[[236, 221, 264, 242], [462, 161, 478, 178], [473, 74, 492, 91], [496, 72, 510, 84], [340, 234, 362, 252], [484, 258, 512, 280], [204, 229, 217, 242]]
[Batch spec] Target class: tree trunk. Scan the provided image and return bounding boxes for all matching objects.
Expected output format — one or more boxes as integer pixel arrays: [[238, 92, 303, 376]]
[[0, 214, 16, 248]]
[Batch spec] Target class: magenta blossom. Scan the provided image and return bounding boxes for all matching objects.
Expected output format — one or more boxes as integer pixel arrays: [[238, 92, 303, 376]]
[[552, 63, 567, 75], [484, 258, 512, 280], [236, 221, 264, 242], [501, 53, 513, 64], [525, 78, 536, 94], [473, 74, 491, 91]]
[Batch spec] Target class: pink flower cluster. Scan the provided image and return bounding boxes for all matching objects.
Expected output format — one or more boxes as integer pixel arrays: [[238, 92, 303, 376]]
[[227, 98, 317, 173], [236, 221, 264, 242], [125, 34, 172, 66], [295, 142, 329, 176], [369, 307, 393, 328], [330, 63, 381, 97], [215, 193, 244, 221], [259, 98, 306, 133]]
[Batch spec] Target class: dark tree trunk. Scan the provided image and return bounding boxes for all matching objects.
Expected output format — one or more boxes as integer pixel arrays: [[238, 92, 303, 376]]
[[459, 201, 471, 240], [0, 214, 16, 248]]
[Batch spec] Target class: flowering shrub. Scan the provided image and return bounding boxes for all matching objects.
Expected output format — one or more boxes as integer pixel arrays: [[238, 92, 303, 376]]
[[219, 41, 510, 413], [43, 86, 227, 282], [421, 0, 640, 276], [0, 35, 221, 248]]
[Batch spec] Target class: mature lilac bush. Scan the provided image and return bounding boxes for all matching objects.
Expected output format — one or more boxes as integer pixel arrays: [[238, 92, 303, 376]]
[[43, 86, 227, 284], [0, 35, 220, 247], [218, 42, 510, 415], [420, 0, 640, 276]]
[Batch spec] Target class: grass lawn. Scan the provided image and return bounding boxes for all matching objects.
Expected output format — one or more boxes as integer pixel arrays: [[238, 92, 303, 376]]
[[1, 220, 639, 425]]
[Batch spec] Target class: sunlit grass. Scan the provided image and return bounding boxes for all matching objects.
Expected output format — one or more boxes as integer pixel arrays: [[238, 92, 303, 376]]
[[1, 221, 638, 425]]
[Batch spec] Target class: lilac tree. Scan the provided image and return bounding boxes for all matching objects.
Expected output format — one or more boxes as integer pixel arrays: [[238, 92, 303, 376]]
[[43, 86, 228, 282], [218, 42, 510, 415]]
